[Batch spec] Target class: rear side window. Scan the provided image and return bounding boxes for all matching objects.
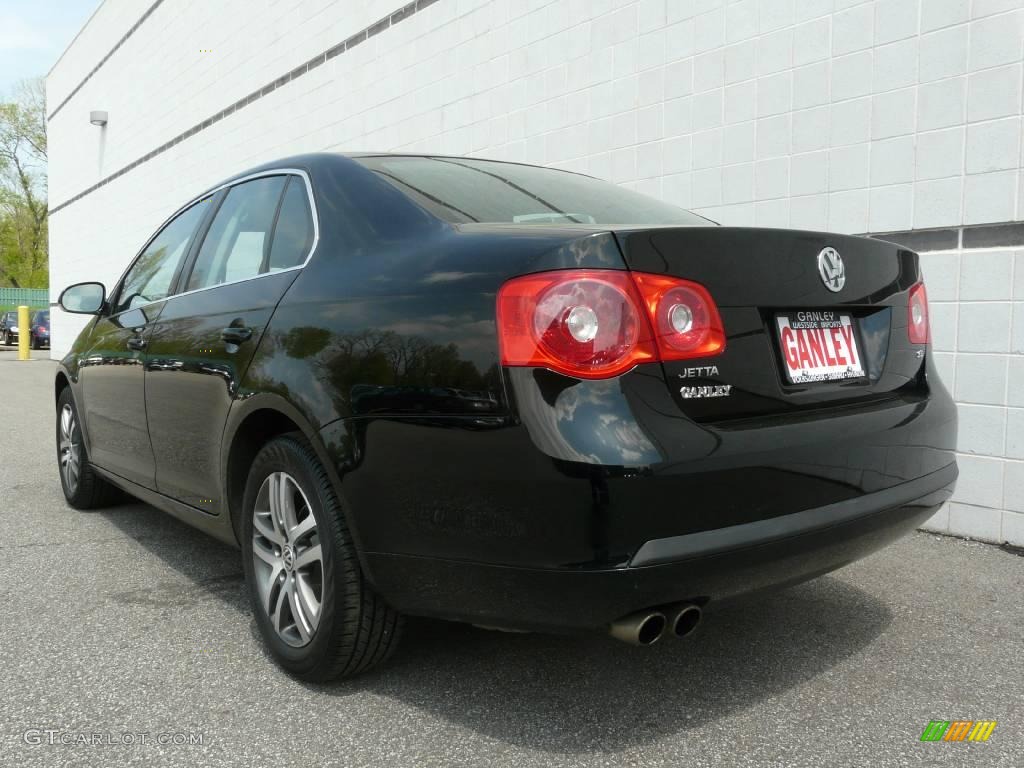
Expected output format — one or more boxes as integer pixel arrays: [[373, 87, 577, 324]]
[[186, 176, 287, 292], [267, 177, 314, 271], [115, 201, 207, 314]]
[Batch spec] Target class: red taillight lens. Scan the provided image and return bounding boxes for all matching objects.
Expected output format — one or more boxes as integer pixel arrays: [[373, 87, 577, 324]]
[[497, 270, 725, 379], [497, 270, 657, 379], [630, 273, 726, 361], [908, 281, 929, 344]]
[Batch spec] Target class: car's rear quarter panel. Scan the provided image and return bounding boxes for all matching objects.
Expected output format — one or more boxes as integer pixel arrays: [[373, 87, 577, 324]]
[[238, 157, 632, 560]]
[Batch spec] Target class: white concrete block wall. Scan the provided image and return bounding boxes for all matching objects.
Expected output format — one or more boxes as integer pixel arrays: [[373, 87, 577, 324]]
[[920, 244, 1024, 545], [47, 0, 1024, 544]]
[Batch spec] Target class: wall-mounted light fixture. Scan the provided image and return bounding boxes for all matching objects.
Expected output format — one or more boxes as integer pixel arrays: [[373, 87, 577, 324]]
[[89, 111, 108, 126]]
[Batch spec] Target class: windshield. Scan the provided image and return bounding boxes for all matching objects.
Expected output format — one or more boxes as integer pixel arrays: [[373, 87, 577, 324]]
[[33, 311, 49, 325], [356, 156, 711, 227]]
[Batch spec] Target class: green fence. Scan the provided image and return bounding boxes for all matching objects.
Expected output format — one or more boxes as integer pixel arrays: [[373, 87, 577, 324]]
[[0, 287, 49, 314]]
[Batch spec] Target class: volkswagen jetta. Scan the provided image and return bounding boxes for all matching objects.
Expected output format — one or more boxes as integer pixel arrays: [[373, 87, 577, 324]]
[[55, 154, 957, 680]]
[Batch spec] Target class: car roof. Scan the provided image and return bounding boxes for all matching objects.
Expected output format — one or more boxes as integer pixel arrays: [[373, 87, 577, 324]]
[[181, 152, 605, 224], [340, 152, 601, 178], [213, 152, 600, 191]]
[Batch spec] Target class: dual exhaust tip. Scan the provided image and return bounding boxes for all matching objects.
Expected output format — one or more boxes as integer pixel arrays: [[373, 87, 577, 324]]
[[609, 604, 702, 646]]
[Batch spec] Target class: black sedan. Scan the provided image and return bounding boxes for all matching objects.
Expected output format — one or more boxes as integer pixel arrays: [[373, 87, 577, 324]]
[[55, 154, 957, 680], [1, 311, 18, 346]]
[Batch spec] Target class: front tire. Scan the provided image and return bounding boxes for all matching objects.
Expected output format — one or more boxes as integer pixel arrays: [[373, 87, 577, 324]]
[[56, 387, 119, 509], [241, 434, 402, 681]]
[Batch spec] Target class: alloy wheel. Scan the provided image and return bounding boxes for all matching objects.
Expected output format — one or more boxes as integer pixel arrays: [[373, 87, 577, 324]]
[[59, 404, 81, 494], [251, 471, 323, 647]]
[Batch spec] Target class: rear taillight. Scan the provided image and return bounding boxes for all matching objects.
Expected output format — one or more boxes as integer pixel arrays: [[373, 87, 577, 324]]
[[630, 273, 726, 361], [497, 270, 725, 379], [908, 281, 929, 344], [497, 270, 657, 379]]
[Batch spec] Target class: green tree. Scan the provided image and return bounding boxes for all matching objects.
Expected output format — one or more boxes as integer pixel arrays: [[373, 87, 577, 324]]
[[0, 78, 48, 288]]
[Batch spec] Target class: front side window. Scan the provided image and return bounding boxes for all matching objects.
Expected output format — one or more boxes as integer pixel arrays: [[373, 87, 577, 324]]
[[186, 176, 287, 292], [114, 202, 207, 314], [356, 156, 711, 227]]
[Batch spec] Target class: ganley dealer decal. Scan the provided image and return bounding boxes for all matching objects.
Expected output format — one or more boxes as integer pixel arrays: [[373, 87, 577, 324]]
[[680, 385, 732, 399]]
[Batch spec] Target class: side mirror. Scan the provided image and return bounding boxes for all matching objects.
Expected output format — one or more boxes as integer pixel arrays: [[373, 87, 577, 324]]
[[59, 282, 106, 314]]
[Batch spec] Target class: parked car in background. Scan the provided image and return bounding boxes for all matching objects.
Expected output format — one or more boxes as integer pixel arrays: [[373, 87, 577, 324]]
[[54, 153, 958, 682], [30, 310, 50, 349], [1, 311, 19, 346]]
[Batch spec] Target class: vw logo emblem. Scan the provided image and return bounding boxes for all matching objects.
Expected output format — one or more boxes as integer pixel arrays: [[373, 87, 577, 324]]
[[282, 545, 295, 571], [817, 247, 845, 292]]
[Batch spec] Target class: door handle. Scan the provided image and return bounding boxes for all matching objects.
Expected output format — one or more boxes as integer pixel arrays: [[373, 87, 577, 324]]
[[221, 326, 253, 345], [126, 337, 146, 351]]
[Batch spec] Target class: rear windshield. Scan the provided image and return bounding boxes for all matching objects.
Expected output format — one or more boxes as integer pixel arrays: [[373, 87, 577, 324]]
[[356, 156, 710, 227]]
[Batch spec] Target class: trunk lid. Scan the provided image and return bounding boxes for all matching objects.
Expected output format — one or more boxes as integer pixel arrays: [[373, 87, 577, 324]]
[[614, 226, 925, 422]]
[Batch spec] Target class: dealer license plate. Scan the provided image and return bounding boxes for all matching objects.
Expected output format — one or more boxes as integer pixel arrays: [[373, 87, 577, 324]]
[[775, 311, 865, 383]]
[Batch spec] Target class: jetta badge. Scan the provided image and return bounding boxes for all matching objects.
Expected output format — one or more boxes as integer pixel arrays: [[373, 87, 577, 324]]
[[817, 247, 845, 292]]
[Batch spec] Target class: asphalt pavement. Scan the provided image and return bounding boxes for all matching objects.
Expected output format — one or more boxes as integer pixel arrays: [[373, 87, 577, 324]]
[[1, 348, 1021, 767]]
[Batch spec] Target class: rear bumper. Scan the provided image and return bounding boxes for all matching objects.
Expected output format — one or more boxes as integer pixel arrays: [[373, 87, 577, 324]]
[[365, 463, 955, 630], [336, 354, 957, 631]]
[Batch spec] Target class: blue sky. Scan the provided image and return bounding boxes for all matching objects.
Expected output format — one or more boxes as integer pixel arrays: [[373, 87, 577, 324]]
[[0, 0, 101, 97]]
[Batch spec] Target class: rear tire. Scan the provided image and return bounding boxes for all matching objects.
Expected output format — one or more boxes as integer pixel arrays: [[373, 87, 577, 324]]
[[56, 387, 120, 509], [241, 434, 402, 681]]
